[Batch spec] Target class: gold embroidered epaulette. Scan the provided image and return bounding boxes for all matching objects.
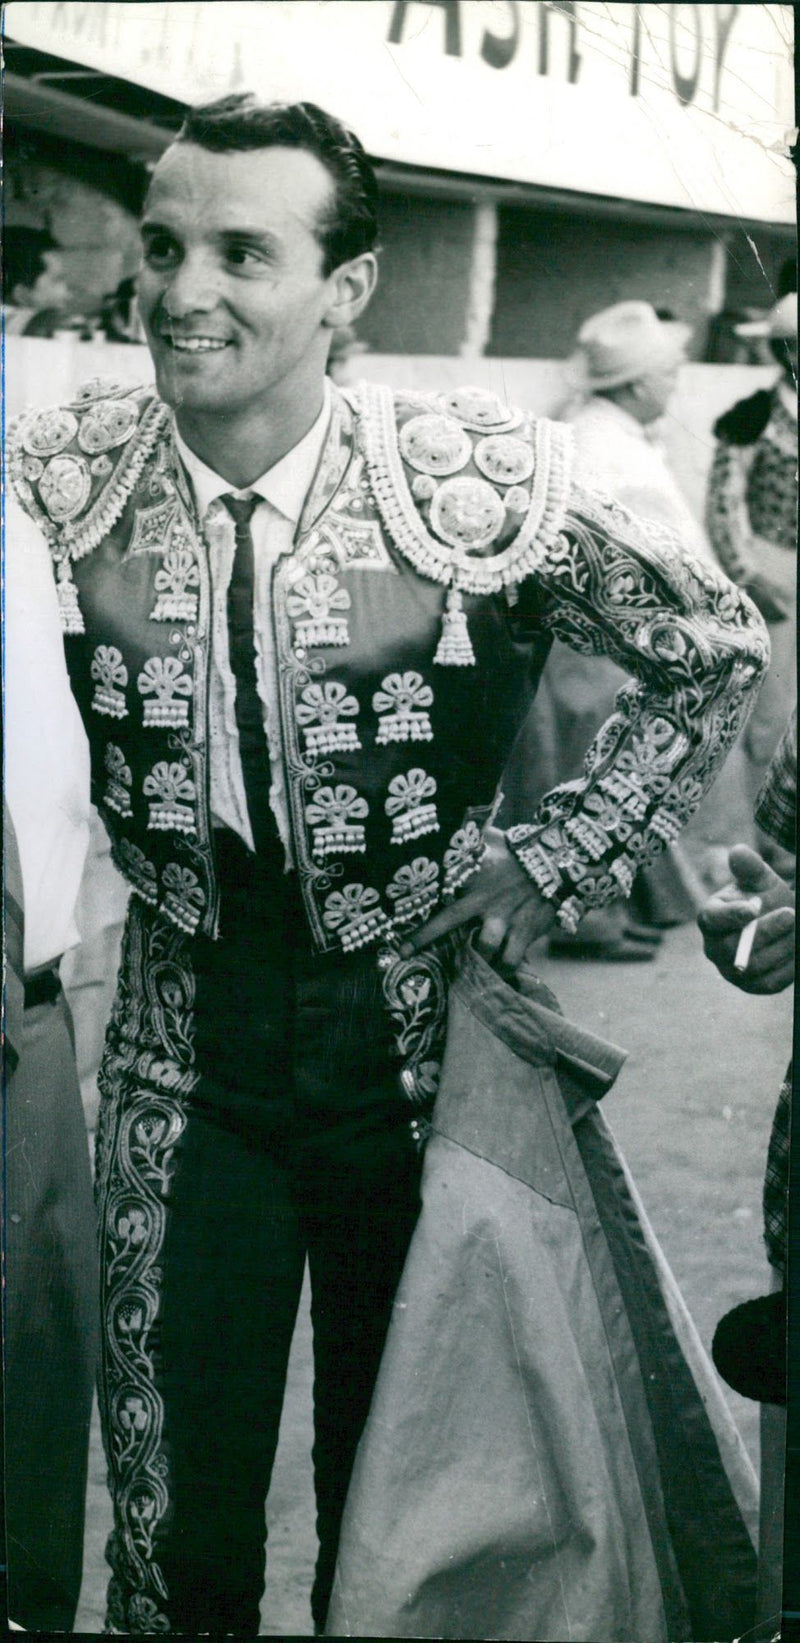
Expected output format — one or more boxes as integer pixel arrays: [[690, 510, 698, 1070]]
[[9, 378, 172, 631], [353, 381, 573, 666]]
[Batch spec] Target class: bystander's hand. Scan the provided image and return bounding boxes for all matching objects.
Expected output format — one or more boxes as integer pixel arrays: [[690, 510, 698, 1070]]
[[400, 826, 558, 972], [697, 843, 795, 994]]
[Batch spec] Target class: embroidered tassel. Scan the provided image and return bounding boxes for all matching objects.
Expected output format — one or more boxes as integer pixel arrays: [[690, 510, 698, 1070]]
[[55, 560, 85, 635], [434, 584, 475, 667]]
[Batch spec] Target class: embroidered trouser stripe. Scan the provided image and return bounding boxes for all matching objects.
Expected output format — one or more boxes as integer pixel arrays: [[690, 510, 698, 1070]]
[[95, 843, 426, 1634]]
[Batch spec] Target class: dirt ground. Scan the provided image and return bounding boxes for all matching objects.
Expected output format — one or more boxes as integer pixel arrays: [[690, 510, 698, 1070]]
[[74, 921, 792, 1635]]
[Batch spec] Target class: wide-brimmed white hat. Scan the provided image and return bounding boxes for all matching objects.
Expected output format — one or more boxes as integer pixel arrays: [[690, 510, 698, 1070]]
[[735, 291, 797, 340], [569, 300, 691, 391]]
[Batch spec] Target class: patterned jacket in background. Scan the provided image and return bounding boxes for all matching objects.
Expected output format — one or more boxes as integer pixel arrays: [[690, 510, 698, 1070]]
[[706, 384, 797, 583], [10, 376, 769, 955]]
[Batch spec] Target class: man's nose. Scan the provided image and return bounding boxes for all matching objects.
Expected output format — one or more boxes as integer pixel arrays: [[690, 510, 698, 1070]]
[[161, 252, 220, 318]]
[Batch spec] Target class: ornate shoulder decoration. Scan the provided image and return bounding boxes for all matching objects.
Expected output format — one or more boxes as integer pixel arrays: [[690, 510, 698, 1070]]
[[9, 379, 171, 554], [356, 381, 572, 596], [9, 379, 172, 633]]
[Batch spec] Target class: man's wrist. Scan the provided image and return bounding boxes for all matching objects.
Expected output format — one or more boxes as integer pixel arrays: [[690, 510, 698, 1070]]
[[503, 825, 583, 931]]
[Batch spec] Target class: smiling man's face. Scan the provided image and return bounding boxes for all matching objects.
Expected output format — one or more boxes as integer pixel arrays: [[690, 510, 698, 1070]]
[[138, 141, 338, 422]]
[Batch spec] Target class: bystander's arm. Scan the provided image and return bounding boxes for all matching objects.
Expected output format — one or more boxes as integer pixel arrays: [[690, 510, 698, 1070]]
[[4, 494, 91, 971]]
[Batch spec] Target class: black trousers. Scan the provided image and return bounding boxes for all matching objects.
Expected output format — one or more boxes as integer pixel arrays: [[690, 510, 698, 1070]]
[[155, 832, 422, 1633]]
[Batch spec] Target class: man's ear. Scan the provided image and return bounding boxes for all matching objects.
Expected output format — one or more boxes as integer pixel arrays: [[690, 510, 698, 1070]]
[[323, 253, 378, 330]]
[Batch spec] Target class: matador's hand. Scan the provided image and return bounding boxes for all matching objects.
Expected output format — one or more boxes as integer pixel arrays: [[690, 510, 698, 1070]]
[[400, 826, 558, 973]]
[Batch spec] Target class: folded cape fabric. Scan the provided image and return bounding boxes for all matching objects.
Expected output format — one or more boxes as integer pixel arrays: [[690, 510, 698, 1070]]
[[326, 944, 758, 1641]]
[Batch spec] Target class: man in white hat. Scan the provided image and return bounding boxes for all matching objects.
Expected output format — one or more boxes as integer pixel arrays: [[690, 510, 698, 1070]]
[[706, 291, 797, 831], [563, 300, 713, 552]]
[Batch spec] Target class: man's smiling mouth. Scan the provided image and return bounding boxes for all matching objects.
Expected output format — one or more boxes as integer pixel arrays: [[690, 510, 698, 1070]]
[[162, 336, 231, 353]]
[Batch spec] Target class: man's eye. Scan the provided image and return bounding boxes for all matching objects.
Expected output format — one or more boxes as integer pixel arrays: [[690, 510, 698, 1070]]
[[143, 236, 180, 268], [226, 245, 269, 270]]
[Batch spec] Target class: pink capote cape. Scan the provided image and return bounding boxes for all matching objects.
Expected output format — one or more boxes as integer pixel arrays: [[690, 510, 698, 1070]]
[[326, 943, 758, 1642]]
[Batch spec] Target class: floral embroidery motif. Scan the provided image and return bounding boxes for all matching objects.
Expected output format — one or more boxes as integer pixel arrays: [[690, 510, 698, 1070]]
[[505, 484, 531, 512], [314, 512, 397, 574], [71, 376, 127, 405], [377, 935, 462, 1147], [142, 761, 196, 834], [305, 784, 368, 857], [114, 840, 158, 905], [39, 453, 92, 522], [161, 863, 206, 933], [287, 571, 351, 648], [473, 433, 535, 486], [91, 644, 129, 718], [504, 483, 768, 930], [322, 883, 392, 951], [150, 543, 200, 622], [429, 475, 506, 551], [398, 413, 472, 476], [21, 406, 79, 458], [137, 655, 193, 728], [443, 819, 486, 895], [128, 499, 181, 557], [92, 454, 113, 478], [359, 382, 572, 598], [386, 857, 440, 925], [295, 680, 361, 755], [104, 743, 134, 818], [385, 768, 439, 844], [95, 899, 196, 1631], [373, 671, 434, 744], [436, 386, 522, 432], [78, 398, 139, 455]]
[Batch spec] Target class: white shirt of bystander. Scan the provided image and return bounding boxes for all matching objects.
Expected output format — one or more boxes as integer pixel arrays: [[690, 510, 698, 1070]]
[[4, 495, 92, 972], [565, 394, 716, 566]]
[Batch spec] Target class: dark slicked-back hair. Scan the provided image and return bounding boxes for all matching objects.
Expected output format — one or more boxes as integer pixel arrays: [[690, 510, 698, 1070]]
[[175, 95, 378, 276]]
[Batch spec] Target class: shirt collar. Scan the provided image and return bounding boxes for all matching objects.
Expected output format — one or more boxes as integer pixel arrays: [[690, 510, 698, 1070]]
[[174, 377, 332, 524]]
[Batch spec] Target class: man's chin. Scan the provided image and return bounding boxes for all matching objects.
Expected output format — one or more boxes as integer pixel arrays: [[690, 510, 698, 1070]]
[[153, 354, 232, 413]]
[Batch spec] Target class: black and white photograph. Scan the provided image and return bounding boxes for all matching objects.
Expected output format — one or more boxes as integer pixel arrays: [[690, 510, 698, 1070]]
[[1, 3, 796, 1637]]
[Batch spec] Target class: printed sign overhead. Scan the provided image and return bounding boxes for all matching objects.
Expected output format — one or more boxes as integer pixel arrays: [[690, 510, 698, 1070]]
[[5, 1, 795, 221]]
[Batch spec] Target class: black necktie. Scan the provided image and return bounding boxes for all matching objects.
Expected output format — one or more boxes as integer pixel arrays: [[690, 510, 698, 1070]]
[[220, 493, 276, 856]]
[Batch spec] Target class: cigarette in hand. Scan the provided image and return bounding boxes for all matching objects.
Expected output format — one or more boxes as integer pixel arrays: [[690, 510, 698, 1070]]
[[733, 918, 759, 973]]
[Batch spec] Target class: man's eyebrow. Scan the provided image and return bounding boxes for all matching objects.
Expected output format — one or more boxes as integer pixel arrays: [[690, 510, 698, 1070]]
[[217, 228, 283, 249], [139, 222, 283, 250]]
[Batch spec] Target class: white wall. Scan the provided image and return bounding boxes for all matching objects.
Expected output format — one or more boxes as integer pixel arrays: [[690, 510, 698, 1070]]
[[5, 337, 775, 529]]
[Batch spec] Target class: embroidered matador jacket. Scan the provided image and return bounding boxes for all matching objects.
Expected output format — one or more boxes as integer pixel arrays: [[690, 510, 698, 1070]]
[[10, 375, 768, 960], [706, 382, 797, 581]]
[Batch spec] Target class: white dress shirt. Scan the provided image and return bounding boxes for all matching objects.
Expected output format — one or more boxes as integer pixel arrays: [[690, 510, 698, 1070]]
[[175, 380, 331, 862], [4, 495, 92, 972]]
